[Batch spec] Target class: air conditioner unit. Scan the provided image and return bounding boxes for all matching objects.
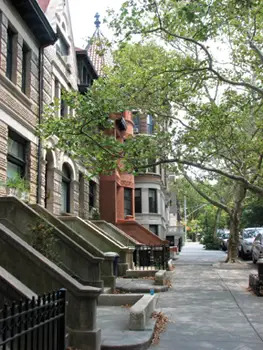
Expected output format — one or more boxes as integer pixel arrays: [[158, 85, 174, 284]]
[[134, 127, 139, 134]]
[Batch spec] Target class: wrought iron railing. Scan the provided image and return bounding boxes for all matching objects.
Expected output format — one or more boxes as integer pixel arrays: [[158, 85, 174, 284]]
[[133, 245, 170, 270], [0, 289, 66, 350]]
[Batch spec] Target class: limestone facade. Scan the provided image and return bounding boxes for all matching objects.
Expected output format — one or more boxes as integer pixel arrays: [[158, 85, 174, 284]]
[[0, 0, 100, 220]]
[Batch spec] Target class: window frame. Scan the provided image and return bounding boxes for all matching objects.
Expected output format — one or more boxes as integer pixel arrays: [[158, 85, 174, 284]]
[[135, 188, 142, 213], [6, 27, 16, 81], [124, 188, 133, 216], [21, 42, 30, 94], [89, 180, 96, 210], [148, 188, 158, 213], [147, 114, 154, 134], [61, 164, 71, 213], [149, 224, 158, 236], [7, 130, 27, 179]]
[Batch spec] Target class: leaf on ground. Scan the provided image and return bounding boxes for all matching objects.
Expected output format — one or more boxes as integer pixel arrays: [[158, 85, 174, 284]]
[[151, 311, 169, 344]]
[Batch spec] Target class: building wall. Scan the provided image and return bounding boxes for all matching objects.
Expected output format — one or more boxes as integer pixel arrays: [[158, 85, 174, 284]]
[[100, 111, 136, 224], [0, 1, 42, 202], [0, 0, 100, 220], [135, 174, 169, 240], [133, 113, 170, 240]]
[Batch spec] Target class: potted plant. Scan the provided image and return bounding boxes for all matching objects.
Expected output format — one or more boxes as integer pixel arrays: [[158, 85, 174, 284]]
[[3, 175, 30, 202]]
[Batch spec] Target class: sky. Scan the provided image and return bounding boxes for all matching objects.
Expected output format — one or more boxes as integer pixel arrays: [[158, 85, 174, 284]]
[[68, 0, 124, 48]]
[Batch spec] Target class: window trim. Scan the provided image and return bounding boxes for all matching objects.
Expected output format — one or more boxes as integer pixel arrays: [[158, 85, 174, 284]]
[[21, 43, 30, 95], [124, 188, 133, 216], [147, 114, 154, 134], [148, 188, 158, 213], [7, 130, 27, 178], [135, 188, 142, 213], [89, 180, 96, 210], [6, 27, 16, 82], [149, 224, 158, 236]]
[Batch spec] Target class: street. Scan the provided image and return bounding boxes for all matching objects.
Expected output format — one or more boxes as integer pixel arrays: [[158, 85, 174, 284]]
[[151, 242, 263, 350]]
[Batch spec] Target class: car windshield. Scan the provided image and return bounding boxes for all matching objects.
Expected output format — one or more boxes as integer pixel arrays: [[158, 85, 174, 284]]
[[243, 230, 258, 239], [222, 233, 229, 239]]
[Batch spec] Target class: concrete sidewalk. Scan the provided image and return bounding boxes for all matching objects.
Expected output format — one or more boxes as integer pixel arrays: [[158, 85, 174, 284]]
[[150, 242, 263, 350]]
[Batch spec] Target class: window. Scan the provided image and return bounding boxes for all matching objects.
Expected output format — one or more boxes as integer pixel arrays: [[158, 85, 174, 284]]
[[21, 43, 30, 94], [149, 225, 158, 236], [124, 188, 132, 216], [166, 235, 175, 246], [56, 28, 69, 56], [135, 189, 142, 213], [82, 66, 91, 85], [61, 164, 71, 213], [133, 115, 140, 133], [89, 180, 96, 209], [7, 130, 26, 179], [6, 28, 15, 80], [149, 189, 157, 213], [60, 97, 67, 118], [147, 114, 154, 134], [54, 78, 60, 99], [79, 173, 85, 218]]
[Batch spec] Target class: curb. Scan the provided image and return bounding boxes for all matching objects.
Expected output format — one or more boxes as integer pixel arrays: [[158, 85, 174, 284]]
[[101, 319, 156, 350]]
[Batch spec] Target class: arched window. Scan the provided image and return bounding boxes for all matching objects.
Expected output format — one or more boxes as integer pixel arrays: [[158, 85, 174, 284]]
[[61, 163, 71, 213], [45, 150, 54, 210]]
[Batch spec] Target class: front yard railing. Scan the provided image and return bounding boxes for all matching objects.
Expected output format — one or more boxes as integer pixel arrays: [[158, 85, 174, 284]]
[[0, 289, 66, 350], [133, 245, 170, 270]]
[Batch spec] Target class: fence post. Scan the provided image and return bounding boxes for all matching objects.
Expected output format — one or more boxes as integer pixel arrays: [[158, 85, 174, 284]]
[[58, 289, 66, 350], [2, 304, 8, 350]]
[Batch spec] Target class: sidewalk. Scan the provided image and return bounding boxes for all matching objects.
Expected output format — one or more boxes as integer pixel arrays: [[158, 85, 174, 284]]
[[150, 242, 263, 350]]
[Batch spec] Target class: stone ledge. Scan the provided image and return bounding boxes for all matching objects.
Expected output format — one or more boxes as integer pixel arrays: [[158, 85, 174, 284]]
[[125, 269, 157, 278], [155, 270, 167, 286], [129, 294, 156, 331]]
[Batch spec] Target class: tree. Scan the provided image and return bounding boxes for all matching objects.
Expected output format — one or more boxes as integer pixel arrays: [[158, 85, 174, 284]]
[[40, 1, 263, 261]]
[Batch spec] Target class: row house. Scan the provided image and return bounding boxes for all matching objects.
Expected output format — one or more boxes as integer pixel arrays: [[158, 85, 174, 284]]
[[0, 0, 56, 200], [133, 114, 170, 241], [38, 0, 101, 219], [86, 20, 167, 245], [0, 0, 100, 219]]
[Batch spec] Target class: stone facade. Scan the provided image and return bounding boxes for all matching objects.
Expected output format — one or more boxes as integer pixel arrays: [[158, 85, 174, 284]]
[[0, 0, 100, 220], [0, 1, 42, 202], [133, 114, 170, 240]]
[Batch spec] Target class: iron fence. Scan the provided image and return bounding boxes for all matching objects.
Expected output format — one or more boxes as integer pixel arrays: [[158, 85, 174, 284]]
[[133, 245, 170, 270], [0, 289, 66, 350]]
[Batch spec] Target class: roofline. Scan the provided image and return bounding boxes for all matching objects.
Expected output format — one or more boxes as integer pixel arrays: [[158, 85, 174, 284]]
[[10, 0, 57, 47], [76, 49, 99, 79]]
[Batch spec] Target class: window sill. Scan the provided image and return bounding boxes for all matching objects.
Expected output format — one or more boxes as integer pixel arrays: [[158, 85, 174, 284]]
[[0, 73, 32, 109]]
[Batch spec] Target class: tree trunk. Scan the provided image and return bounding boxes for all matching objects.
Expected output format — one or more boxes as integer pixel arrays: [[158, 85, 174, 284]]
[[226, 184, 247, 262]]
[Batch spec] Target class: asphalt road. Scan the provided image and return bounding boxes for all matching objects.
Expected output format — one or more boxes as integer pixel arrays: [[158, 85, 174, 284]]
[[151, 242, 263, 350]]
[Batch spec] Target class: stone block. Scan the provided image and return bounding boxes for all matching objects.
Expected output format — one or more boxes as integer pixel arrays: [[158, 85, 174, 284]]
[[129, 294, 156, 330], [155, 269, 167, 286]]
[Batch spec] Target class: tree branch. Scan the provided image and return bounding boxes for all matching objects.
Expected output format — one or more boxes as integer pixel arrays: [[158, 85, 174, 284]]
[[182, 170, 231, 214]]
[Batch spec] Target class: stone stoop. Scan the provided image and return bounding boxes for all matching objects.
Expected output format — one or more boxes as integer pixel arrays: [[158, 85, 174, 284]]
[[98, 294, 157, 350]]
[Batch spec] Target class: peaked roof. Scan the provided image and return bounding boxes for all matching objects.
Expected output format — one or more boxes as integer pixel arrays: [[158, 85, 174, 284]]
[[85, 13, 112, 76], [37, 0, 51, 12]]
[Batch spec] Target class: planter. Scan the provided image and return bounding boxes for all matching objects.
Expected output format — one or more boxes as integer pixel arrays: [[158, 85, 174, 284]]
[[6, 187, 30, 202], [6, 187, 19, 197]]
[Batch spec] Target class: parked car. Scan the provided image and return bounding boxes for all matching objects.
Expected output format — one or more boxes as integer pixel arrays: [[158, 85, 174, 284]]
[[220, 231, 230, 251], [238, 228, 262, 259], [251, 231, 263, 263]]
